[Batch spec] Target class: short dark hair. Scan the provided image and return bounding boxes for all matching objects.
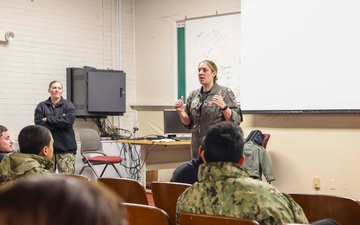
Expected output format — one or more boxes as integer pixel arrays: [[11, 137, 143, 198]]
[[203, 121, 245, 163], [18, 125, 51, 155], [0, 125, 8, 137]]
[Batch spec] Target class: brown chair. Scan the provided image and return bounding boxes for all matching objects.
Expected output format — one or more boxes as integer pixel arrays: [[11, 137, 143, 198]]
[[262, 133, 271, 149], [54, 173, 91, 182], [78, 129, 123, 178], [289, 193, 360, 225], [151, 181, 192, 225], [122, 202, 171, 225], [178, 213, 260, 225], [245, 130, 271, 149], [98, 177, 149, 205]]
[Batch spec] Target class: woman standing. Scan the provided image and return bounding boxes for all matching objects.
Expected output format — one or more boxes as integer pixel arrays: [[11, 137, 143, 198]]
[[175, 60, 243, 158], [34, 80, 77, 173]]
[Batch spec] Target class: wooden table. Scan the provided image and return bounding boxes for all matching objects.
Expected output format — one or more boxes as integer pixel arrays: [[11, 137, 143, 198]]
[[118, 139, 192, 188]]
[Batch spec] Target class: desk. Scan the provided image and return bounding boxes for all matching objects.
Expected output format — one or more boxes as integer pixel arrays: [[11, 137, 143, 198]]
[[118, 139, 192, 187]]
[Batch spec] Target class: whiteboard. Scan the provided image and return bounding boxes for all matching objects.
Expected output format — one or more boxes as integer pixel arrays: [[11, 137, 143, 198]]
[[185, 13, 241, 101]]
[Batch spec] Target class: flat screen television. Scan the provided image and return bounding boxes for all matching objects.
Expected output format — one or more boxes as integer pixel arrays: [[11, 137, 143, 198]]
[[163, 109, 191, 138]]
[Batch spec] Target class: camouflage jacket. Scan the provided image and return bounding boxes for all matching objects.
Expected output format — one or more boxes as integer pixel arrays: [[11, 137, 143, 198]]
[[185, 83, 242, 158], [0, 151, 54, 188], [176, 162, 309, 225]]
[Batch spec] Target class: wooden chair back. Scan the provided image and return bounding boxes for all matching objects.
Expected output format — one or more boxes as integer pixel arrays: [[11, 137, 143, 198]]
[[290, 193, 360, 225], [98, 177, 149, 205], [151, 181, 192, 225], [262, 133, 271, 149], [54, 173, 91, 182], [178, 213, 260, 225], [122, 202, 171, 225]]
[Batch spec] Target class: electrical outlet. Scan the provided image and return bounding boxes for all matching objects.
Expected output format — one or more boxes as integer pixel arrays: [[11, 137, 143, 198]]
[[313, 178, 320, 190]]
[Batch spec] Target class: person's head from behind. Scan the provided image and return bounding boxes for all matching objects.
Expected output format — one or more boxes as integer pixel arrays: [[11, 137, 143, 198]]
[[0, 175, 127, 225], [0, 125, 13, 153], [201, 121, 245, 164], [18, 125, 53, 160], [198, 60, 218, 86]]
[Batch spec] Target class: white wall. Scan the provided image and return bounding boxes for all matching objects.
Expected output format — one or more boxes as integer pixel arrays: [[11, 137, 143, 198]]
[[0, 0, 136, 138], [133, 0, 360, 201]]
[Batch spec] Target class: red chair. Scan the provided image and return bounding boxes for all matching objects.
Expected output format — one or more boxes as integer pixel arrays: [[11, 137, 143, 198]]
[[262, 133, 271, 149], [78, 129, 123, 178]]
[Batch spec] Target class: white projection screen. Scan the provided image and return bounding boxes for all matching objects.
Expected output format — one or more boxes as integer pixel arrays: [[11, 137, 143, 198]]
[[240, 0, 360, 113]]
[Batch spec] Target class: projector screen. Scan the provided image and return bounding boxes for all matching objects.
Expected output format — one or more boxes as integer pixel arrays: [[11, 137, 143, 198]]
[[240, 0, 360, 113]]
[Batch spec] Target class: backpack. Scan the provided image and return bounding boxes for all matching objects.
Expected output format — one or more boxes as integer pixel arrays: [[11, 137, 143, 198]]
[[245, 130, 264, 146]]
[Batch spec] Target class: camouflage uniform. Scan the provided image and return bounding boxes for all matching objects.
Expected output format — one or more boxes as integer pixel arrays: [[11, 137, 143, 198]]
[[0, 152, 7, 162], [55, 153, 76, 174], [0, 151, 54, 188], [185, 83, 242, 158], [176, 162, 309, 225]]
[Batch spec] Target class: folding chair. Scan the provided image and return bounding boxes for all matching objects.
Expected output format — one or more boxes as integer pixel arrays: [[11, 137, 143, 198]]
[[78, 129, 122, 178]]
